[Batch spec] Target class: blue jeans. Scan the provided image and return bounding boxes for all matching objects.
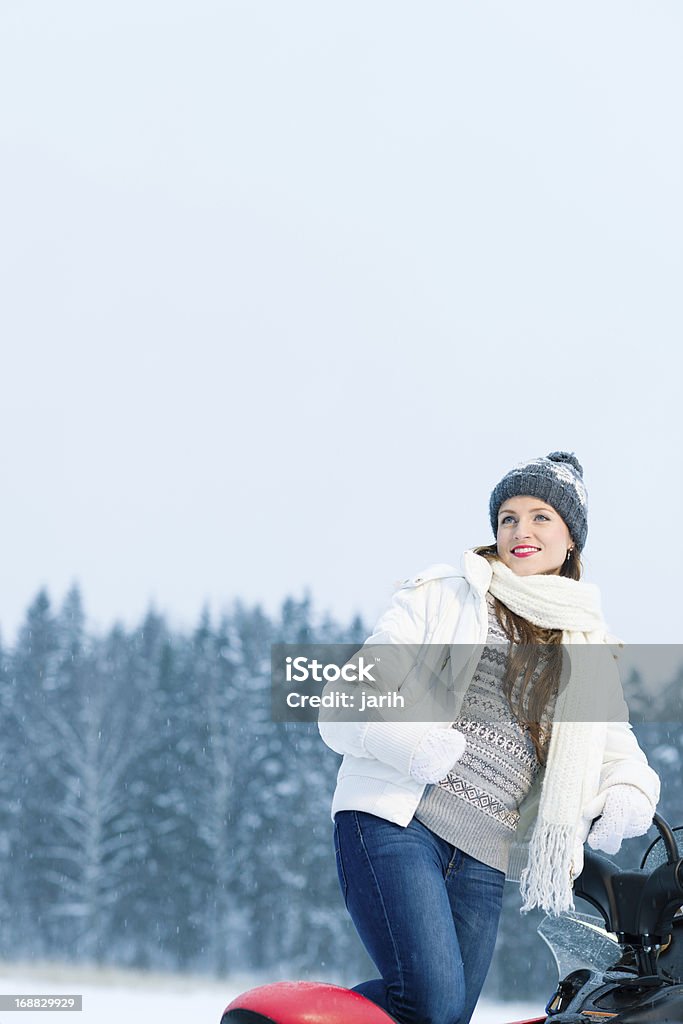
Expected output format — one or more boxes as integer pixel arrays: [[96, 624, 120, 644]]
[[334, 810, 505, 1024]]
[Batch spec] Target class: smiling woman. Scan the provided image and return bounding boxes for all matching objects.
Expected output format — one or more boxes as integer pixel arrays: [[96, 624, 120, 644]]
[[318, 450, 660, 1024], [484, 450, 588, 581], [471, 453, 588, 766], [495, 497, 574, 576]]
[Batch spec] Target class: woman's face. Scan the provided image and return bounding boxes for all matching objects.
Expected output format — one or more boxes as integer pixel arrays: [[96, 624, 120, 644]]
[[495, 495, 573, 576]]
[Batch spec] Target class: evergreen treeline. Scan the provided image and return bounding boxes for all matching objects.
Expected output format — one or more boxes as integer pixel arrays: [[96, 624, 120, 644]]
[[1, 587, 681, 1001]]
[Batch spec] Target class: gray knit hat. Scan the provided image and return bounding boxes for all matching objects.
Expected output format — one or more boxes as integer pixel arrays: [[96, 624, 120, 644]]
[[488, 451, 589, 552]]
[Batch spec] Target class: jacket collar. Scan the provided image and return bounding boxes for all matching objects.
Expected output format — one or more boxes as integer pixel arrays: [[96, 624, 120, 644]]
[[460, 548, 492, 597]]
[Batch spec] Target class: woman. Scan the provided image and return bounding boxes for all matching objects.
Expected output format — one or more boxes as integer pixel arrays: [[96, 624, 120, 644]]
[[319, 451, 660, 1024]]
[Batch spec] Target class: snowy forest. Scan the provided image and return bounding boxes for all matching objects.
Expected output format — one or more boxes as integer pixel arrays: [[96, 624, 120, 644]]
[[1, 587, 681, 1000]]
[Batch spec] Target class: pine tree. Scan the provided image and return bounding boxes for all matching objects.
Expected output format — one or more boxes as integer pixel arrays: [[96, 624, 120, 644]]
[[11, 590, 61, 955]]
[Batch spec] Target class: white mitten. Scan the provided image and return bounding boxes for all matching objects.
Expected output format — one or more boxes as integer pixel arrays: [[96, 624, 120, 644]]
[[587, 784, 654, 855], [409, 726, 467, 784]]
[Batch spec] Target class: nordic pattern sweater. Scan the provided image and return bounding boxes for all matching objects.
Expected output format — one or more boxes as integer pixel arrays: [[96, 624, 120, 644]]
[[414, 594, 555, 874]]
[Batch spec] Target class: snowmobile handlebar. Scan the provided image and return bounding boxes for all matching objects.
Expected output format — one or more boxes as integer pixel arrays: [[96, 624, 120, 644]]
[[650, 812, 680, 865], [635, 858, 683, 938], [577, 811, 683, 943]]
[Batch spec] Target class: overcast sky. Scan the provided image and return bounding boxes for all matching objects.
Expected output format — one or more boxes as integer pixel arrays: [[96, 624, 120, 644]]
[[1, 1, 681, 646]]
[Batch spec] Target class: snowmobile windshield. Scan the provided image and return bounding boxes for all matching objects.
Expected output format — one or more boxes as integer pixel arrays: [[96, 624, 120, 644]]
[[538, 912, 623, 980]]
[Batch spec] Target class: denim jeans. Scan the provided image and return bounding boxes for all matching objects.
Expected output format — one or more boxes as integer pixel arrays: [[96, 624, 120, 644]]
[[334, 810, 505, 1024]]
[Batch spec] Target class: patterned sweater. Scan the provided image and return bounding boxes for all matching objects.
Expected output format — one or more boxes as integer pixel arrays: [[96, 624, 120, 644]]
[[414, 593, 555, 874]]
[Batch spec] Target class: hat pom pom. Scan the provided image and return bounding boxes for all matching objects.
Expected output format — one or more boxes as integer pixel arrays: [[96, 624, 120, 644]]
[[546, 451, 583, 477]]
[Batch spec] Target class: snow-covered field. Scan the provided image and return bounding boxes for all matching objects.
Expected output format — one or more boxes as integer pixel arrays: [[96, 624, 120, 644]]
[[0, 962, 543, 1023]]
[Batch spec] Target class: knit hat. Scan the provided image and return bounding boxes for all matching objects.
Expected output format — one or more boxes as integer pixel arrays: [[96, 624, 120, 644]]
[[488, 451, 589, 552]]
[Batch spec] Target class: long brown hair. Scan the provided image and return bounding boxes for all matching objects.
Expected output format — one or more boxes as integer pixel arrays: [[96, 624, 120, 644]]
[[473, 544, 583, 765]]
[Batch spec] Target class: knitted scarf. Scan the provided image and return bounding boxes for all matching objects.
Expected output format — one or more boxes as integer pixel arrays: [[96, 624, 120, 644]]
[[488, 558, 623, 915]]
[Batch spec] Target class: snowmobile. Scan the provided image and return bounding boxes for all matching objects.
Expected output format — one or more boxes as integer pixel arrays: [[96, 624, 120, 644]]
[[221, 812, 683, 1024]]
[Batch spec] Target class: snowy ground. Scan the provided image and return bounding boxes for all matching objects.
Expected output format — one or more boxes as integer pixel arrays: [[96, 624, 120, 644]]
[[0, 962, 544, 1023]]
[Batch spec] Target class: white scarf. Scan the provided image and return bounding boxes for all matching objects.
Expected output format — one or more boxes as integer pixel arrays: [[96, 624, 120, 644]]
[[488, 558, 623, 915]]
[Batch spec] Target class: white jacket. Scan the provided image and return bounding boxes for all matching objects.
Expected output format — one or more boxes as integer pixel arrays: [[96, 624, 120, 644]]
[[318, 552, 660, 882]]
